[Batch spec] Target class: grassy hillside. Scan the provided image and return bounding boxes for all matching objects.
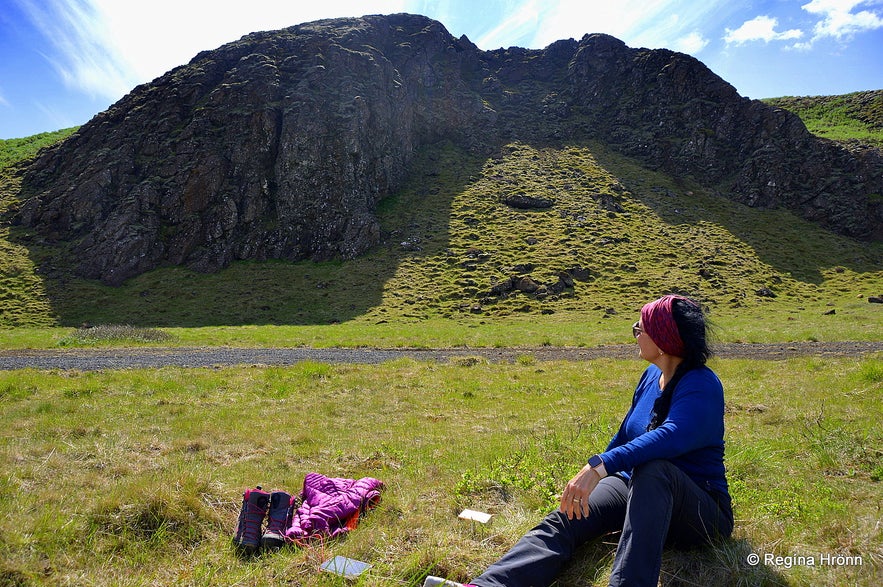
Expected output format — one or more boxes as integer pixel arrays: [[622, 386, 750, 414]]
[[1, 121, 881, 346], [0, 128, 79, 328], [765, 90, 883, 148], [0, 127, 78, 173]]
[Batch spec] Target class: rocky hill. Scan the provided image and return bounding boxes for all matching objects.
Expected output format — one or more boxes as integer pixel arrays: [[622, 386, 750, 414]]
[[10, 13, 883, 285]]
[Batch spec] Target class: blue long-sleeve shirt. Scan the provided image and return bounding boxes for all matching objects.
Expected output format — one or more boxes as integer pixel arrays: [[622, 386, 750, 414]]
[[599, 364, 731, 512]]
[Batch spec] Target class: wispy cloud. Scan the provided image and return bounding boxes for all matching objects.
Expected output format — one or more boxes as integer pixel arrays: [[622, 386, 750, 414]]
[[474, 0, 546, 48], [724, 15, 804, 45], [524, 0, 731, 55], [13, 0, 138, 101], [0, 88, 10, 108]]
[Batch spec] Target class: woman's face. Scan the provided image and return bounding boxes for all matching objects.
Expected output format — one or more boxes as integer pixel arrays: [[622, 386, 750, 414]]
[[633, 320, 661, 362]]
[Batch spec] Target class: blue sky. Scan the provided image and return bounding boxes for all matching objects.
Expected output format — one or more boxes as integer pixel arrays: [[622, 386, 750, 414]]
[[2, 0, 882, 139]]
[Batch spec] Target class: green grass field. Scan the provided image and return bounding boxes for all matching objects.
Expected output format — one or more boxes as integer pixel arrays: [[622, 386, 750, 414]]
[[0, 356, 880, 586]]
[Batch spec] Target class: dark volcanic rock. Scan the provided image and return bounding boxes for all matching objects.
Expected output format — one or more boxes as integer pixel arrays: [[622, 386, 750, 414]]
[[17, 15, 495, 284], [13, 14, 883, 284]]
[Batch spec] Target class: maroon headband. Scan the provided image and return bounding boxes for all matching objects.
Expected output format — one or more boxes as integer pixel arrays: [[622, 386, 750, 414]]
[[640, 295, 696, 357]]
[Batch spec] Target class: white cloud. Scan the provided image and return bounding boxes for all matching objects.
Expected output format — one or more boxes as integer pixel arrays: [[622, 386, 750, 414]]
[[671, 31, 709, 54], [0, 89, 9, 107], [724, 15, 804, 45], [802, 0, 883, 41]]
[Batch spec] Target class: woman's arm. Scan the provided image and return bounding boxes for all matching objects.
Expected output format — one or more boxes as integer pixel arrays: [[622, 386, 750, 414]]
[[600, 369, 724, 475]]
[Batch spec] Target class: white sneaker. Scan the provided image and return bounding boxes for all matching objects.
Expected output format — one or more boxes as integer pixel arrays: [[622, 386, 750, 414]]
[[423, 577, 464, 587]]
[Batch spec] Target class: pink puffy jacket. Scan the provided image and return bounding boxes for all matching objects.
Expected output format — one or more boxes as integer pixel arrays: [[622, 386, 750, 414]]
[[284, 473, 384, 541]]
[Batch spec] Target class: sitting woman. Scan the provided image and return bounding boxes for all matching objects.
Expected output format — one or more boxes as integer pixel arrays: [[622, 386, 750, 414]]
[[436, 294, 734, 587]]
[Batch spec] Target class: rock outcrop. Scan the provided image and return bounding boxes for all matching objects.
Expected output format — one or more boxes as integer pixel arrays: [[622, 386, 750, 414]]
[[13, 14, 882, 284]]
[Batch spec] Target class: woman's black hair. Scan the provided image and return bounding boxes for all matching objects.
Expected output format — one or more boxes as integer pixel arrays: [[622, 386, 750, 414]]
[[647, 297, 712, 431]]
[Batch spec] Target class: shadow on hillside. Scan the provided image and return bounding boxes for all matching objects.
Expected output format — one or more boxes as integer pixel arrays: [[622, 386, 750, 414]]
[[642, 197, 876, 286], [558, 535, 790, 586], [588, 148, 880, 286], [13, 142, 486, 327]]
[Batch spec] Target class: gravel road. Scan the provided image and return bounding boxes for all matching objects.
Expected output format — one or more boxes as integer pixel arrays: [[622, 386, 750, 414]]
[[0, 341, 880, 371]]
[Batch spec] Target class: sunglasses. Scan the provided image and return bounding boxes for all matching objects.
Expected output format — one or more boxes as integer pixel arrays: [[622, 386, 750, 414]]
[[632, 321, 643, 338]]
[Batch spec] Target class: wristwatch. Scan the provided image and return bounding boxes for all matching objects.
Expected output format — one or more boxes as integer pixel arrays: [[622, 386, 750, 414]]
[[588, 454, 607, 478]]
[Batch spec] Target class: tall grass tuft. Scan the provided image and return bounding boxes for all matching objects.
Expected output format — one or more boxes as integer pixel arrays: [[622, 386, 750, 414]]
[[87, 472, 227, 550]]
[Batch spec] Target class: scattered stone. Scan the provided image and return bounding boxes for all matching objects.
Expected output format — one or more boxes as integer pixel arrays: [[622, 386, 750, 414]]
[[597, 193, 624, 213], [566, 266, 593, 281], [869, 295, 883, 304], [514, 276, 540, 293], [503, 194, 554, 210], [823, 308, 836, 315], [489, 277, 514, 295], [756, 287, 776, 298], [510, 263, 535, 274], [598, 236, 631, 246]]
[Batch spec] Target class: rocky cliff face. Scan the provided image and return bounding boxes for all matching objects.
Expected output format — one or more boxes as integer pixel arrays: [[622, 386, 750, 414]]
[[14, 14, 882, 284]]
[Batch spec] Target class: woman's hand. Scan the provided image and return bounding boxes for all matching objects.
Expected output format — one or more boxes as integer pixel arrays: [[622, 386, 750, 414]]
[[559, 464, 602, 520]]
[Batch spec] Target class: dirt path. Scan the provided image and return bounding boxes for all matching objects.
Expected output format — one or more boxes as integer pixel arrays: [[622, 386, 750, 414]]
[[0, 341, 880, 371]]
